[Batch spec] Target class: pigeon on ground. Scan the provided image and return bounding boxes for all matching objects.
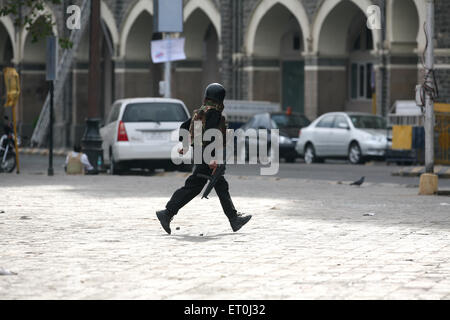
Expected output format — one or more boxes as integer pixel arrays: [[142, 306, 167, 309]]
[[350, 176, 365, 186]]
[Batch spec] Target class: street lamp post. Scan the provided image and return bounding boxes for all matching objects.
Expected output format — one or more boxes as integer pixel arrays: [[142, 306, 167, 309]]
[[164, 33, 171, 98], [424, 0, 435, 174], [46, 35, 58, 176], [419, 0, 438, 195], [82, 0, 103, 172]]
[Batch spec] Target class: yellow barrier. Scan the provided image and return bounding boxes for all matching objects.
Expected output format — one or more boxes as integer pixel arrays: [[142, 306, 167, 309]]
[[3, 67, 21, 174], [435, 111, 450, 165], [392, 125, 412, 150], [435, 103, 450, 113]]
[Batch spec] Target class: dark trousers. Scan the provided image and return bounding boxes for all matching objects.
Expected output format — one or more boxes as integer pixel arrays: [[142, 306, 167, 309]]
[[166, 163, 238, 220]]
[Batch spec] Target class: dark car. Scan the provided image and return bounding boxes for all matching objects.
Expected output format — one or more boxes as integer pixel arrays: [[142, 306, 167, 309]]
[[237, 112, 311, 163]]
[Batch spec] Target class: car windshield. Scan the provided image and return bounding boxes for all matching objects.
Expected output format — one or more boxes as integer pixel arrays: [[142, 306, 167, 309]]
[[122, 103, 188, 123], [271, 114, 310, 129], [349, 115, 387, 129]]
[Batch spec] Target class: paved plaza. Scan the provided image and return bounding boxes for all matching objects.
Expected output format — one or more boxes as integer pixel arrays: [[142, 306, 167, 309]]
[[1, 172, 450, 299]]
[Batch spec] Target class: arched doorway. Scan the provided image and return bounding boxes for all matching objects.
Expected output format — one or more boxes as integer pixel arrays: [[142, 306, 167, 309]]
[[246, 2, 306, 113], [122, 10, 161, 98], [0, 21, 14, 133], [347, 10, 375, 110], [388, 0, 420, 107], [314, 0, 377, 115], [71, 19, 116, 143], [177, 7, 220, 111], [21, 16, 56, 139]]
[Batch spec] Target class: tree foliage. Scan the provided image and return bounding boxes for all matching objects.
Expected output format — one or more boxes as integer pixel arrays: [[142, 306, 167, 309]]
[[0, 0, 72, 49]]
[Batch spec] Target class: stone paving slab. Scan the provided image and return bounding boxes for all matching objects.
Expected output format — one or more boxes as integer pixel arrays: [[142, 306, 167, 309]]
[[0, 173, 449, 300]]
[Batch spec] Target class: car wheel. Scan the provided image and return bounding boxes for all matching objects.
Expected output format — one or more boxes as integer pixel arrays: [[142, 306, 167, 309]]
[[304, 144, 317, 164], [348, 142, 364, 164], [110, 152, 122, 175], [1, 152, 16, 173]]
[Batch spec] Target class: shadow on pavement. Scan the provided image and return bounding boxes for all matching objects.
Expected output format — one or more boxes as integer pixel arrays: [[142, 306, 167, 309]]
[[169, 233, 238, 243]]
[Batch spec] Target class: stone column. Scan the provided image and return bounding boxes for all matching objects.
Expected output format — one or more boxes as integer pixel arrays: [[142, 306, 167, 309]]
[[70, 60, 90, 145], [304, 54, 319, 120], [114, 58, 126, 100]]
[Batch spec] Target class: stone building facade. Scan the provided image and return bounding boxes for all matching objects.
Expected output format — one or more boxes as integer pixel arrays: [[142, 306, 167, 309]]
[[0, 0, 448, 148]]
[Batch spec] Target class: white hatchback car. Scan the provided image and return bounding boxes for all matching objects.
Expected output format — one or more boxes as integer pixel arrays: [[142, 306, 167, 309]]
[[295, 112, 392, 164], [100, 98, 192, 174]]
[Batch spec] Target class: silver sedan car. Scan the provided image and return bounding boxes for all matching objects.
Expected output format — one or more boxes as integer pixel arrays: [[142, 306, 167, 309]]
[[295, 112, 392, 164]]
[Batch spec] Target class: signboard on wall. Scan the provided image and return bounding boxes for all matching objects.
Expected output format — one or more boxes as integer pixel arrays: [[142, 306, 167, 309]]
[[153, 0, 183, 33], [151, 38, 186, 63], [46, 36, 58, 81]]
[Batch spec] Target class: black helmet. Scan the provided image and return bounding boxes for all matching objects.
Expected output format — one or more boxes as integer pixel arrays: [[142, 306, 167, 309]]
[[204, 83, 226, 104]]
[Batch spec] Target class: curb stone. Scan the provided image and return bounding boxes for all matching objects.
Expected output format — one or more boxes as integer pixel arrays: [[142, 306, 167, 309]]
[[19, 148, 69, 157], [392, 165, 450, 179]]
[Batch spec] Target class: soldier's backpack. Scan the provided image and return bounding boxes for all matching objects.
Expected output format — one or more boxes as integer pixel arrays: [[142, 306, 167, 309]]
[[188, 104, 227, 146]]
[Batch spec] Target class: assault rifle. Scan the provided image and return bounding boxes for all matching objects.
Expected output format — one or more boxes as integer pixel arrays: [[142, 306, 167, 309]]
[[196, 164, 226, 199]]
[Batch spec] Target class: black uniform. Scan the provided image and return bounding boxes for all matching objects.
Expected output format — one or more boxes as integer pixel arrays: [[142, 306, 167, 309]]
[[156, 83, 251, 234], [165, 108, 238, 221]]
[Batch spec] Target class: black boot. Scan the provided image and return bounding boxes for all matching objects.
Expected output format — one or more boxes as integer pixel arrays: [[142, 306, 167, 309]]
[[156, 209, 174, 235], [229, 213, 252, 232]]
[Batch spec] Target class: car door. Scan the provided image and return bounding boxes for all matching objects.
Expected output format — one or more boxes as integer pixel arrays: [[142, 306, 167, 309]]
[[312, 115, 335, 156], [329, 115, 352, 156], [248, 114, 265, 158], [100, 102, 121, 163]]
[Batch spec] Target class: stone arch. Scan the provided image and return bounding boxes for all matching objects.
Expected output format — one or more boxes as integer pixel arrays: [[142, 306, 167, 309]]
[[0, 16, 16, 63], [20, 4, 58, 62], [183, 8, 219, 60], [184, 0, 221, 41], [119, 0, 153, 59], [245, 0, 310, 56], [101, 0, 119, 55], [72, 3, 118, 125], [385, 0, 424, 111], [76, 3, 118, 62], [312, 0, 380, 55], [176, 6, 220, 110], [387, 0, 423, 53], [0, 17, 15, 130]]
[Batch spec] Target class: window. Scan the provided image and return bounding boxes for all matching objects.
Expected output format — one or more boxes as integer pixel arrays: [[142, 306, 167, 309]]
[[107, 103, 121, 124], [349, 115, 387, 130], [316, 115, 335, 128], [122, 103, 188, 123], [271, 114, 310, 129], [242, 117, 256, 130], [333, 115, 349, 129], [349, 25, 374, 100], [350, 63, 373, 100], [252, 114, 271, 129]]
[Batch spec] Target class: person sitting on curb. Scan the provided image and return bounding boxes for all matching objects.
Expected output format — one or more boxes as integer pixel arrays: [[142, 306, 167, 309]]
[[65, 145, 94, 175]]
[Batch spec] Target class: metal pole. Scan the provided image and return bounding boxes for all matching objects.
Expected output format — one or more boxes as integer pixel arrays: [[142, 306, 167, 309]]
[[164, 33, 171, 98], [12, 104, 20, 174], [87, 0, 101, 118], [48, 81, 54, 176], [425, 0, 435, 174]]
